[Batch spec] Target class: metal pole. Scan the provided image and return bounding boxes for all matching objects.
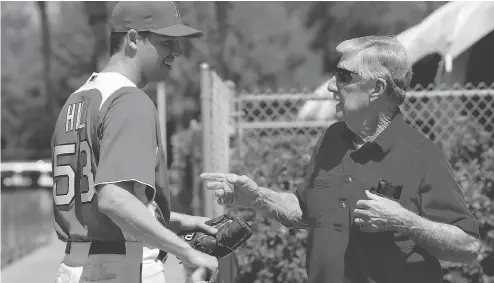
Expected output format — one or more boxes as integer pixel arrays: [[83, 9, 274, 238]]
[[218, 80, 238, 283], [225, 80, 235, 174], [157, 81, 167, 160], [200, 63, 213, 218]]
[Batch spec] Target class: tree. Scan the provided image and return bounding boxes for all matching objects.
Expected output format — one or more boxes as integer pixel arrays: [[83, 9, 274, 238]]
[[37, 1, 53, 115], [303, 2, 446, 73], [84, 2, 110, 72]]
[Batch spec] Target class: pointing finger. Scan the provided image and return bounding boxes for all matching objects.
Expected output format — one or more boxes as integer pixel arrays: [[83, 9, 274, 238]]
[[206, 181, 224, 191], [200, 173, 238, 182]]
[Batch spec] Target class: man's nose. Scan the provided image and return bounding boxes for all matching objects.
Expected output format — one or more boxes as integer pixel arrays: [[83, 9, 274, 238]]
[[326, 76, 338, 93], [172, 40, 183, 56]]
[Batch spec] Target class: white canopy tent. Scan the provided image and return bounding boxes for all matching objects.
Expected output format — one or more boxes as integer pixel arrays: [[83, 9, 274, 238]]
[[297, 1, 494, 121]]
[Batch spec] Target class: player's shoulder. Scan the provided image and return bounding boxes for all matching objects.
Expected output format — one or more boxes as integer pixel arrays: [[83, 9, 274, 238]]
[[110, 86, 153, 108], [84, 72, 154, 112]]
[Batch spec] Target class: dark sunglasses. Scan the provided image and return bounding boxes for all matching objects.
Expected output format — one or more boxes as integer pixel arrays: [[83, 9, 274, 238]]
[[335, 67, 358, 83]]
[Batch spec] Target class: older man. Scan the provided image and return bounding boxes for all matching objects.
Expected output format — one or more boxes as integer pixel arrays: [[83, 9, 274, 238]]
[[201, 35, 480, 283]]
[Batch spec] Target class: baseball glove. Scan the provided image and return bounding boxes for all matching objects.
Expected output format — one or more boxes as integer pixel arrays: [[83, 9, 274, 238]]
[[181, 214, 252, 258]]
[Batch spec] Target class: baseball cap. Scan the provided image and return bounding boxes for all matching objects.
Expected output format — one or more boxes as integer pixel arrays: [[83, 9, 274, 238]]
[[110, 1, 203, 38]]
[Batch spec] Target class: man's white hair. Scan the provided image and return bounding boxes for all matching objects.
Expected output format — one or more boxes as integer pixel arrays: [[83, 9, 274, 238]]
[[336, 35, 413, 105]]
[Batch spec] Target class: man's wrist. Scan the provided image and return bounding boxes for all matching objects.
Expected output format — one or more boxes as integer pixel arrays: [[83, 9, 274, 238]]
[[395, 208, 419, 235], [252, 187, 271, 210]]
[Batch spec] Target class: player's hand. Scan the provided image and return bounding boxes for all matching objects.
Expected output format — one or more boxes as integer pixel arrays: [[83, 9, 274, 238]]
[[174, 213, 218, 235], [180, 248, 218, 275], [200, 173, 261, 209], [185, 267, 219, 283], [184, 267, 208, 283]]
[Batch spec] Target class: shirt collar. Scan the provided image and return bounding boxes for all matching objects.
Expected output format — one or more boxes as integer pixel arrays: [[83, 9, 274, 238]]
[[342, 108, 405, 153], [90, 72, 137, 87], [373, 108, 405, 152]]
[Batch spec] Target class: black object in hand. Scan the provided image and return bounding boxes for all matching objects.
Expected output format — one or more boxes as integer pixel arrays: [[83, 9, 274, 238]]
[[370, 179, 402, 201], [181, 214, 253, 259]]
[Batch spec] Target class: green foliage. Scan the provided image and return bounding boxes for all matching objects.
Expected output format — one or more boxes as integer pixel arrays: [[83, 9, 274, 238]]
[[229, 135, 317, 283], [2, 1, 326, 160], [303, 1, 446, 73], [224, 120, 493, 283], [441, 117, 494, 283]]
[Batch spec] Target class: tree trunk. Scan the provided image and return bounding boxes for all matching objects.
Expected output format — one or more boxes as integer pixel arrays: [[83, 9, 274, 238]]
[[84, 2, 110, 72], [214, 2, 231, 78], [37, 1, 53, 115]]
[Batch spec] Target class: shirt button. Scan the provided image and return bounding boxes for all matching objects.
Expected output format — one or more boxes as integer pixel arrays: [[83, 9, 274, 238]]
[[339, 201, 347, 208], [345, 176, 353, 183]]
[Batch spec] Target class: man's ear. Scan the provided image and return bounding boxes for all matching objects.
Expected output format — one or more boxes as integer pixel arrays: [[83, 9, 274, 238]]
[[125, 29, 139, 54], [370, 78, 387, 102]]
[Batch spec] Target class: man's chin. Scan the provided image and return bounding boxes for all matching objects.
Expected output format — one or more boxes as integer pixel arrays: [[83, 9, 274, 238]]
[[150, 69, 171, 82]]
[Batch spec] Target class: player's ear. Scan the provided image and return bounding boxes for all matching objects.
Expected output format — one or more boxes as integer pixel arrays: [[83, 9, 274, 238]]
[[125, 29, 139, 55]]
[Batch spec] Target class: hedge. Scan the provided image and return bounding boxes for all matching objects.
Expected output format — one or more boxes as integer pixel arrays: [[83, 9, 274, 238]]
[[171, 117, 494, 283]]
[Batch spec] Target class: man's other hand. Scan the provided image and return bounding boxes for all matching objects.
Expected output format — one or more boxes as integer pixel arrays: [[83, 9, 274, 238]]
[[354, 190, 409, 233]]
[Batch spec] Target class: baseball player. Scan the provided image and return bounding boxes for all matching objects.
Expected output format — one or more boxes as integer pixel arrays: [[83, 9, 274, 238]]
[[52, 2, 217, 283]]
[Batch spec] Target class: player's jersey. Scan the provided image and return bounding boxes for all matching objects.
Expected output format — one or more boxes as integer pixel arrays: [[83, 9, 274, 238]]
[[51, 72, 170, 242]]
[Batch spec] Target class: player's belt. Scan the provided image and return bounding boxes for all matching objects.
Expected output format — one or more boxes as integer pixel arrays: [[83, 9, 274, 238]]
[[157, 250, 168, 262], [65, 241, 126, 255], [65, 241, 168, 262]]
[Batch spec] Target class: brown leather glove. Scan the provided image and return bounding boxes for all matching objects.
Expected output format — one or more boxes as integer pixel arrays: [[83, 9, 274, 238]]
[[181, 214, 252, 258]]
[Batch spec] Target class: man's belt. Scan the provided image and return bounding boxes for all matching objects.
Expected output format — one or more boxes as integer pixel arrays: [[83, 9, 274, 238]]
[[65, 241, 126, 255], [65, 241, 168, 262], [157, 250, 168, 262]]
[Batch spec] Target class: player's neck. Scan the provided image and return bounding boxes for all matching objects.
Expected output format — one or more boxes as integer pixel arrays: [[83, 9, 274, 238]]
[[102, 56, 144, 88]]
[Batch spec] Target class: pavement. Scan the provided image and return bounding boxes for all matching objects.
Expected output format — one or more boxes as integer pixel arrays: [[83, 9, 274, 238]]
[[1, 233, 187, 283]]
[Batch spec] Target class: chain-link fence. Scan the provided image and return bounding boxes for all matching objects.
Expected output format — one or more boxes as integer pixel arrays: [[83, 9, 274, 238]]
[[236, 91, 334, 155], [200, 71, 494, 283], [234, 83, 494, 154]]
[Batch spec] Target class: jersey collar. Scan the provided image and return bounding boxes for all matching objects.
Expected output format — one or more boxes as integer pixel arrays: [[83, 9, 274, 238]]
[[89, 72, 137, 87]]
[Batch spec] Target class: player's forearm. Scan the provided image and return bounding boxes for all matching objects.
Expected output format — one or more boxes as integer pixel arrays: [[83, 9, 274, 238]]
[[253, 187, 308, 229], [97, 184, 194, 258], [399, 210, 480, 262]]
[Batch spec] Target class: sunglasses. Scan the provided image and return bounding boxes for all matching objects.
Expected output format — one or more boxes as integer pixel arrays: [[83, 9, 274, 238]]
[[335, 67, 358, 84]]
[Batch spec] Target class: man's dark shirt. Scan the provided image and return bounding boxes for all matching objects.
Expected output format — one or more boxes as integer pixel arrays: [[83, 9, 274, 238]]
[[296, 110, 479, 283]]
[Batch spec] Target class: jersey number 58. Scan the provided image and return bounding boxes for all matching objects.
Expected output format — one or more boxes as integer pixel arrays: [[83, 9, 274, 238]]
[[53, 140, 95, 206]]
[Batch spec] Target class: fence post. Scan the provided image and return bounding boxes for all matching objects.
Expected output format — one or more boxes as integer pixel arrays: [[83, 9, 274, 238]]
[[200, 63, 214, 218], [230, 82, 243, 150], [219, 79, 237, 283], [156, 81, 167, 160], [226, 80, 236, 155]]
